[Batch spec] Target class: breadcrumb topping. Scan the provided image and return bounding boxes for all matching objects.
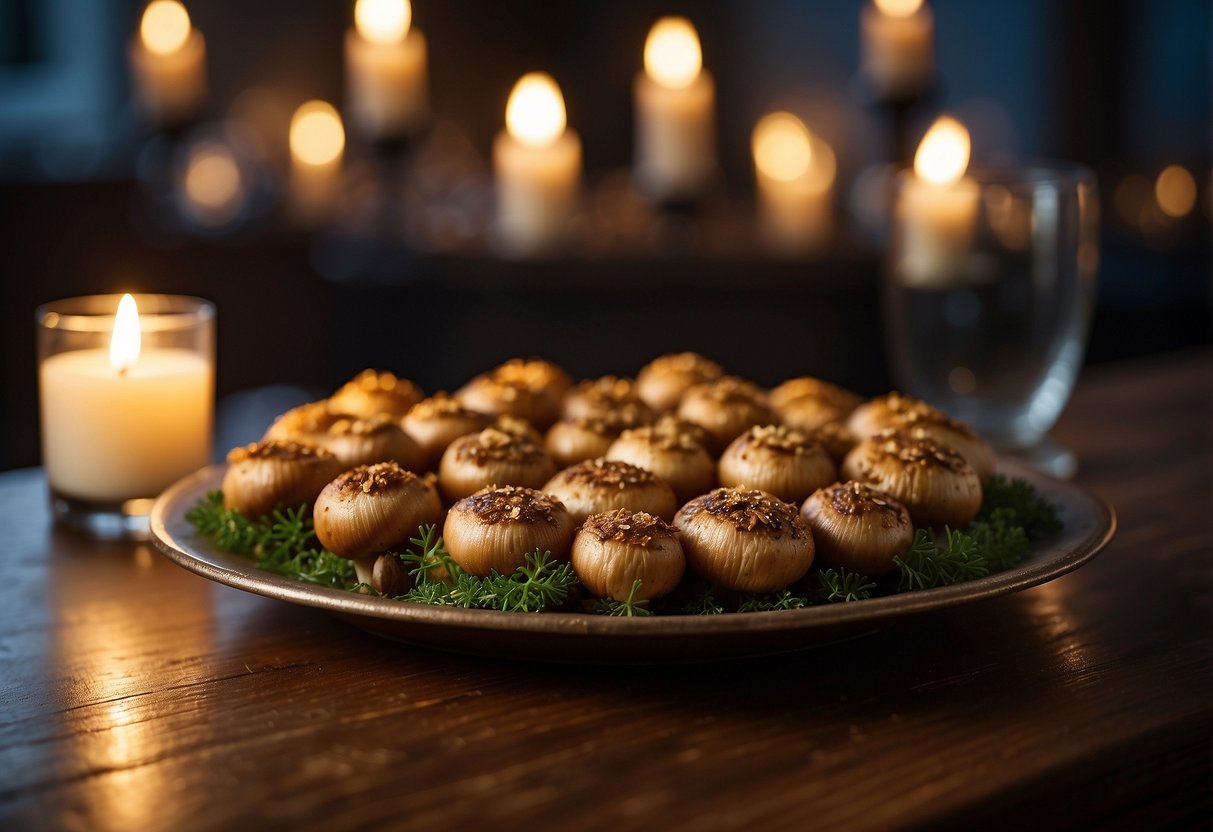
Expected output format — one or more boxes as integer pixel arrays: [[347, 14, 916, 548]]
[[582, 508, 676, 545], [458, 485, 563, 525], [679, 487, 809, 539]]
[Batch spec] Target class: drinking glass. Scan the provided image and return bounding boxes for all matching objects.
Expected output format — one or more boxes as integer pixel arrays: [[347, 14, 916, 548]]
[[884, 164, 1098, 477]]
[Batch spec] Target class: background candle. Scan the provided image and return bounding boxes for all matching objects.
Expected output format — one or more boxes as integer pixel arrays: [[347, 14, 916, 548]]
[[633, 17, 717, 204], [128, 0, 208, 127], [493, 72, 582, 255], [896, 115, 979, 287], [860, 0, 934, 100], [289, 100, 345, 225], [344, 0, 429, 141], [38, 294, 214, 513], [751, 112, 836, 254]]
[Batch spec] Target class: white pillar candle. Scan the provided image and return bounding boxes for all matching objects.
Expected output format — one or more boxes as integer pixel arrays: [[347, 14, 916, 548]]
[[633, 17, 716, 204], [344, 0, 429, 141], [39, 295, 213, 503], [897, 115, 979, 287], [289, 100, 346, 225], [128, 0, 208, 126], [493, 72, 582, 255], [860, 0, 934, 100], [752, 112, 836, 254]]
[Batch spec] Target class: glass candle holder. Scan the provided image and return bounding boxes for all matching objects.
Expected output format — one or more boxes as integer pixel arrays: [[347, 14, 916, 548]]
[[37, 294, 215, 539], [884, 164, 1098, 477]]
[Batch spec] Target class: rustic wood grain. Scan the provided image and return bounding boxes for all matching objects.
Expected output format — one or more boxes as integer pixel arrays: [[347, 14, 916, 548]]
[[0, 350, 1209, 831]]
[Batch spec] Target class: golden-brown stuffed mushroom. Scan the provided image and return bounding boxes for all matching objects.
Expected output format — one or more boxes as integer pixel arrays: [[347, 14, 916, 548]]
[[635, 352, 724, 413], [677, 376, 774, 455], [571, 509, 685, 602], [443, 485, 576, 577], [438, 426, 557, 502], [800, 481, 914, 576], [543, 458, 678, 525], [222, 440, 344, 519], [717, 424, 837, 505], [328, 369, 424, 420]]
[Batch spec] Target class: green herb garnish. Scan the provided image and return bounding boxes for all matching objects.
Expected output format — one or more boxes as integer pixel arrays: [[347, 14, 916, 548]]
[[979, 474, 1063, 540], [816, 568, 877, 603], [591, 579, 653, 617], [737, 589, 811, 612], [185, 491, 355, 587]]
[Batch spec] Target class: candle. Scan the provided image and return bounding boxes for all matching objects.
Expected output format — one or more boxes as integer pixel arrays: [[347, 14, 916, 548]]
[[860, 0, 934, 100], [38, 294, 214, 513], [897, 115, 979, 287], [344, 0, 429, 141], [633, 17, 717, 204], [493, 72, 582, 254], [289, 100, 345, 224], [751, 112, 836, 254], [128, 0, 208, 127]]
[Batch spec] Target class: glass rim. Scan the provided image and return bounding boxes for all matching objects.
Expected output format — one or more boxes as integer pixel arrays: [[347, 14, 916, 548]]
[[36, 294, 215, 334]]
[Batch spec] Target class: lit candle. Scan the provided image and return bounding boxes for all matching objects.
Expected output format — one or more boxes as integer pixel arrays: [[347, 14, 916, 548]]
[[493, 72, 582, 254], [39, 294, 214, 506], [128, 0, 208, 127], [897, 115, 979, 286], [860, 0, 934, 100], [289, 100, 346, 224], [633, 17, 717, 204], [344, 0, 429, 141], [751, 112, 836, 254]]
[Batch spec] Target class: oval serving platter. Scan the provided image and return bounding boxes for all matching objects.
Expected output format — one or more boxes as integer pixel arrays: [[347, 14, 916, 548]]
[[150, 461, 1115, 662]]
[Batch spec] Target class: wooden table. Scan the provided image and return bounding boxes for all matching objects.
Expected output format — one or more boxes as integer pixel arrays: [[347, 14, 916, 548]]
[[2, 351, 1209, 830]]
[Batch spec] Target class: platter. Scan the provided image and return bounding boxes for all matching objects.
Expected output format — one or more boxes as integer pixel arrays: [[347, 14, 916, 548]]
[[150, 461, 1115, 661]]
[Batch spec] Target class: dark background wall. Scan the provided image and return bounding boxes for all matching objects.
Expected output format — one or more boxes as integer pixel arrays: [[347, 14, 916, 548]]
[[0, 0, 1209, 470]]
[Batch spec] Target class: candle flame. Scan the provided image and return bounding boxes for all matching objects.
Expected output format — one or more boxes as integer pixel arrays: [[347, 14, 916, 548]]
[[914, 115, 970, 186], [1155, 164, 1196, 218], [874, 0, 924, 19], [644, 17, 702, 90], [505, 72, 567, 149], [110, 294, 141, 372], [752, 112, 813, 183], [355, 0, 411, 45], [290, 100, 345, 166], [140, 0, 191, 56]]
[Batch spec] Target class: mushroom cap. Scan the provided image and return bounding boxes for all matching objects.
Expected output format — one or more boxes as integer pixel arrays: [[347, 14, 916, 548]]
[[438, 426, 557, 502], [544, 402, 653, 468], [635, 352, 724, 413], [222, 440, 344, 519], [311, 414, 426, 472], [846, 392, 929, 439], [677, 376, 774, 455], [328, 369, 424, 420], [717, 424, 837, 505], [455, 358, 570, 429], [443, 485, 575, 577], [543, 458, 679, 525], [674, 487, 815, 593], [561, 376, 654, 422], [769, 376, 864, 415], [401, 393, 493, 470], [805, 421, 859, 465], [800, 481, 914, 576], [605, 424, 716, 504], [571, 509, 685, 601], [841, 429, 983, 528], [313, 462, 444, 559], [262, 400, 339, 443], [894, 414, 997, 480], [779, 395, 856, 432]]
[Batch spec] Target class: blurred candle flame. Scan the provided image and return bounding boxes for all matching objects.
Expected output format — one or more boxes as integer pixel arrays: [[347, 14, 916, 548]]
[[752, 112, 813, 183], [644, 17, 702, 90], [355, 0, 411, 45], [505, 72, 566, 149], [140, 0, 191, 56], [914, 115, 970, 186], [874, 0, 924, 19], [290, 100, 345, 166], [1155, 164, 1196, 218], [110, 294, 141, 372]]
